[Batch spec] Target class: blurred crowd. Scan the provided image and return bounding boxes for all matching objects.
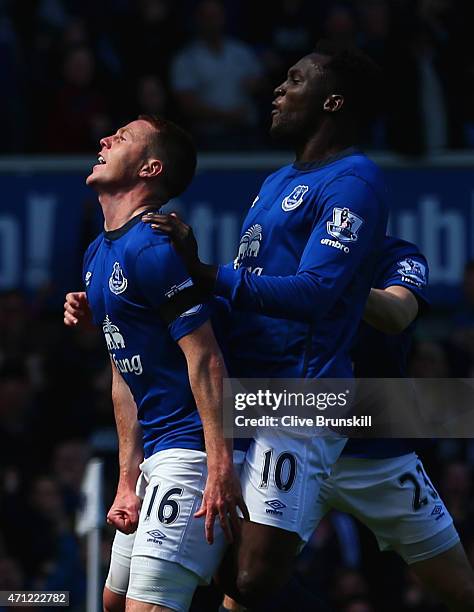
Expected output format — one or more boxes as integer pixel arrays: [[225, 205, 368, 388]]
[[0, 260, 474, 610], [1, 0, 474, 155]]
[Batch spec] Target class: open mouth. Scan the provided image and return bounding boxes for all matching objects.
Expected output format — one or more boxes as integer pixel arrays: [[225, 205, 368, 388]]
[[97, 154, 106, 165]]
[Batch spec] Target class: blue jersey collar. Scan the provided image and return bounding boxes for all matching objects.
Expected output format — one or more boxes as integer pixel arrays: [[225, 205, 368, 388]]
[[104, 208, 162, 241]]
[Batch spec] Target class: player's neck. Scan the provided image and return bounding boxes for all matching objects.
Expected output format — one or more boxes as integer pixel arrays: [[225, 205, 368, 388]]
[[99, 189, 162, 231], [295, 124, 356, 163]]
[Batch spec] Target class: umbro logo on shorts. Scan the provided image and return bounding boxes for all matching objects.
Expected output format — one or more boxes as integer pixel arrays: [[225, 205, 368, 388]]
[[265, 499, 286, 516], [431, 505, 445, 520], [146, 529, 167, 543]]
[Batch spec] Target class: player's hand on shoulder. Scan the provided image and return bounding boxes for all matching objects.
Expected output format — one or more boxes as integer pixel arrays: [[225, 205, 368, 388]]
[[106, 488, 142, 535], [195, 462, 249, 545], [142, 212, 200, 271], [64, 291, 91, 327]]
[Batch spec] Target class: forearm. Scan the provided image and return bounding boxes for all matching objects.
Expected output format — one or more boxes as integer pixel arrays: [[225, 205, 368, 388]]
[[213, 264, 330, 321], [188, 351, 232, 470], [111, 367, 143, 490], [363, 287, 418, 334]]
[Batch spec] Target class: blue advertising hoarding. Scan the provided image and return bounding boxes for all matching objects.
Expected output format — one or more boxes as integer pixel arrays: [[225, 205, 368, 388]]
[[0, 160, 473, 306]]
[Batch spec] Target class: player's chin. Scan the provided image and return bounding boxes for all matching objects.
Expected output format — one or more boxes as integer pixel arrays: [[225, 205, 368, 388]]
[[269, 118, 294, 142], [86, 167, 105, 186]]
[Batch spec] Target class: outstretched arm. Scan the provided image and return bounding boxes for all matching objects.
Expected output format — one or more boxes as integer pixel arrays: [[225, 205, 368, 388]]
[[178, 321, 248, 544], [143, 176, 384, 322], [107, 358, 143, 534]]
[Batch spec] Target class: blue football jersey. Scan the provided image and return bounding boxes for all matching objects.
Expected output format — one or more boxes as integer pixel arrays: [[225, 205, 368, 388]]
[[343, 236, 430, 458], [215, 149, 389, 378], [83, 212, 208, 458]]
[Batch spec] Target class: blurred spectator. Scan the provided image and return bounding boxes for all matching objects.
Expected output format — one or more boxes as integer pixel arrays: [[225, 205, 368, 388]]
[[171, 0, 264, 149], [242, 0, 320, 79], [323, 3, 358, 46], [0, 6, 27, 152], [0, 291, 33, 364], [342, 600, 374, 612], [400, 567, 445, 611], [385, 0, 466, 155], [409, 340, 450, 377], [1, 0, 474, 153], [330, 568, 371, 610], [0, 556, 24, 591], [52, 440, 90, 517], [116, 0, 185, 86], [44, 45, 111, 152], [0, 362, 34, 473], [136, 75, 168, 118], [451, 261, 474, 368], [439, 461, 474, 535], [25, 476, 85, 606]]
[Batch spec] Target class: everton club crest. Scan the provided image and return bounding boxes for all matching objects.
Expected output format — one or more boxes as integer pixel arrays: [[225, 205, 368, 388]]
[[109, 261, 128, 295], [281, 185, 309, 212]]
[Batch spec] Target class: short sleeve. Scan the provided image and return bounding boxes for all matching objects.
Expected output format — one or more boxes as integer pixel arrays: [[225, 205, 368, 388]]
[[134, 242, 210, 341], [381, 252, 430, 310]]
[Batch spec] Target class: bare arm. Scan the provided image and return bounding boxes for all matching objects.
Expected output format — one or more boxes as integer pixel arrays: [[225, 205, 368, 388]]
[[363, 285, 419, 334], [107, 358, 143, 534], [178, 320, 248, 543]]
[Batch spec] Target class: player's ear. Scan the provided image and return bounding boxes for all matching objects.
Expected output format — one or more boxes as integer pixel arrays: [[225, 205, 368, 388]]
[[139, 159, 163, 179], [323, 94, 344, 113]]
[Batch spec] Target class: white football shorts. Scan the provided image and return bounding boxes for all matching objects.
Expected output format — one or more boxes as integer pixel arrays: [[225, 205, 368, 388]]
[[316, 452, 459, 564], [105, 448, 246, 610], [239, 429, 347, 543]]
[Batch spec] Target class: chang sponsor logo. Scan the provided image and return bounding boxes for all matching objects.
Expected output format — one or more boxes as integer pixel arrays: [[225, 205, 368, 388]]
[[234, 224, 263, 269], [103, 315, 143, 375]]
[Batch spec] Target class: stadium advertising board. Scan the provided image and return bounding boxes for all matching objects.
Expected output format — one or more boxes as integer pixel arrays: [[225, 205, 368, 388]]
[[0, 166, 472, 305]]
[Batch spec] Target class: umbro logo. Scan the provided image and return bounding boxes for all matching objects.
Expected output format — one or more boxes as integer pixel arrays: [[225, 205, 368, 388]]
[[265, 499, 286, 516], [431, 505, 445, 520], [146, 529, 167, 543], [265, 499, 286, 510]]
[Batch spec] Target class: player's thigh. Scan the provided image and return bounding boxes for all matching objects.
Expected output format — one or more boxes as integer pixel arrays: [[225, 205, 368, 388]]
[[126, 555, 201, 612], [411, 542, 474, 609], [105, 529, 136, 605], [328, 453, 459, 564]]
